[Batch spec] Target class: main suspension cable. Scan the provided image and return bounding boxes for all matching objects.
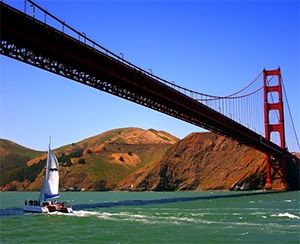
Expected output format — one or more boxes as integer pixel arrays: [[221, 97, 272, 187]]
[[282, 78, 300, 151]]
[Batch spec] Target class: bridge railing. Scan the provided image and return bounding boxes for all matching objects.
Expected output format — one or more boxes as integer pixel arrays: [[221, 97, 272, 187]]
[[21, 1, 180, 88]]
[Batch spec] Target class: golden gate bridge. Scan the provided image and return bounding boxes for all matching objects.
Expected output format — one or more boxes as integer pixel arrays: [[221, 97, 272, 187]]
[[0, 0, 299, 190]]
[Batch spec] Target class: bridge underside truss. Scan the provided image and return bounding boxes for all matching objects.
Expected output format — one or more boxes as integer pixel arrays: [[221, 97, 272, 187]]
[[1, 40, 217, 132]]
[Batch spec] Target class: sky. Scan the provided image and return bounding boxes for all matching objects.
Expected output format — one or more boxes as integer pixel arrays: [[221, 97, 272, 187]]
[[0, 0, 299, 151]]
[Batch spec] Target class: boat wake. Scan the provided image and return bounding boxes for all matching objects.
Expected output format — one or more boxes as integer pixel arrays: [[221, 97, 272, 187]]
[[64, 209, 299, 227], [68, 210, 204, 225]]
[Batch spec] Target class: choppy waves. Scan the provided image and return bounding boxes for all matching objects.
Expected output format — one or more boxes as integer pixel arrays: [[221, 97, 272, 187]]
[[1, 191, 299, 243]]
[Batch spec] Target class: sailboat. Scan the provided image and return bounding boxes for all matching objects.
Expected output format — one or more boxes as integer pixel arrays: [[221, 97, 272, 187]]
[[23, 142, 73, 213]]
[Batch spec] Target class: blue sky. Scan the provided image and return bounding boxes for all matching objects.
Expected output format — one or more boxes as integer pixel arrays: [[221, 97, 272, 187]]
[[0, 0, 299, 151]]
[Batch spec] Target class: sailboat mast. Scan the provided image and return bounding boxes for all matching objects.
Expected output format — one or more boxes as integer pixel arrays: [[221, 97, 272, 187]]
[[49, 136, 51, 149], [38, 140, 51, 203]]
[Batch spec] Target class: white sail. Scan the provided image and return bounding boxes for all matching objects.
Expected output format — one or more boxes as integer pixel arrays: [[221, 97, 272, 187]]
[[39, 147, 60, 202], [44, 148, 60, 199]]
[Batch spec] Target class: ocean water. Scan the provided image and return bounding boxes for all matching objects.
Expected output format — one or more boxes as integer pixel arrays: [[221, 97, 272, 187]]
[[0, 191, 299, 243]]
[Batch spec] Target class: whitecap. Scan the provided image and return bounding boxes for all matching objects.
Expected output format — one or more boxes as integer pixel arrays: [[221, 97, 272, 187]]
[[168, 216, 197, 223], [271, 212, 300, 219], [284, 200, 293, 203], [250, 211, 266, 216]]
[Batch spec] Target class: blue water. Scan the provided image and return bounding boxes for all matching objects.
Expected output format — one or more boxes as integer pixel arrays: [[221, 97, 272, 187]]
[[0, 191, 299, 243]]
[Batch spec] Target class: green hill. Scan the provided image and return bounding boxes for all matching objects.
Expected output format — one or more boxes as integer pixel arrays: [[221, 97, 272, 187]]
[[0, 139, 44, 187], [0, 128, 178, 191]]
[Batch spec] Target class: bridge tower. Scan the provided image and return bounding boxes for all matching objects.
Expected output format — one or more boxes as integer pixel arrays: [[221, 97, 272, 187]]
[[263, 68, 287, 190]]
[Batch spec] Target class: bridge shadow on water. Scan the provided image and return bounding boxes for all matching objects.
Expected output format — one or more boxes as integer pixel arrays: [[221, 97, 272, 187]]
[[0, 191, 284, 217]]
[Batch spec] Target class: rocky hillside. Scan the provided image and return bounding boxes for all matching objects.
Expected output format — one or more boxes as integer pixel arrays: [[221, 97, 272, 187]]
[[116, 132, 269, 191], [117, 132, 300, 191], [0, 128, 178, 191]]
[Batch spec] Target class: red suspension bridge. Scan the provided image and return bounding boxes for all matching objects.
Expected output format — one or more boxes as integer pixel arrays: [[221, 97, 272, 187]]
[[0, 1, 299, 190]]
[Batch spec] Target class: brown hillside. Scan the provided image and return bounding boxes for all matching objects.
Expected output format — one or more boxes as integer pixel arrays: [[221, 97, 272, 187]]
[[77, 127, 177, 146], [1, 128, 178, 191], [116, 132, 267, 191], [26, 128, 177, 166]]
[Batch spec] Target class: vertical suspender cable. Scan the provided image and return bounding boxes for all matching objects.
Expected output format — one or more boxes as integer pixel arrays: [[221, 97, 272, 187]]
[[282, 78, 300, 150]]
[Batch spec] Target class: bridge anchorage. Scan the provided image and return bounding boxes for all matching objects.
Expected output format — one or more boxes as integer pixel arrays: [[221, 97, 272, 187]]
[[263, 68, 287, 190]]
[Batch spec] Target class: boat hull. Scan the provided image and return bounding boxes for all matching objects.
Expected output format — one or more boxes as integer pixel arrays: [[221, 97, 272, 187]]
[[23, 204, 73, 213], [23, 205, 49, 213], [46, 204, 73, 213]]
